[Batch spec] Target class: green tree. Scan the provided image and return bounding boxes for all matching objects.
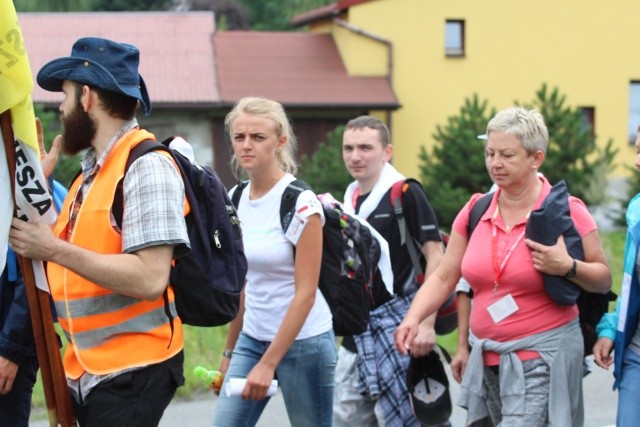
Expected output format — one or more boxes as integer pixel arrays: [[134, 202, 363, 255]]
[[14, 0, 168, 11], [615, 164, 640, 227], [190, 0, 250, 30], [14, 0, 91, 11], [90, 0, 170, 11], [419, 95, 497, 229], [297, 125, 352, 200], [526, 84, 617, 207], [239, 0, 335, 30]]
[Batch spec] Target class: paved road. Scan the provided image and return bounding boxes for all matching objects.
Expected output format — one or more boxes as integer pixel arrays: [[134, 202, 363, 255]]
[[30, 356, 617, 426]]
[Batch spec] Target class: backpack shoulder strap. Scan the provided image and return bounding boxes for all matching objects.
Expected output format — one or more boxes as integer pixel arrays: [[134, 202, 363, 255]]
[[113, 139, 170, 230], [280, 179, 311, 233], [125, 139, 169, 171], [389, 178, 424, 282], [389, 179, 405, 212], [390, 178, 419, 246], [390, 179, 406, 238], [231, 178, 312, 234], [230, 180, 249, 209], [466, 192, 493, 237], [111, 137, 179, 337]]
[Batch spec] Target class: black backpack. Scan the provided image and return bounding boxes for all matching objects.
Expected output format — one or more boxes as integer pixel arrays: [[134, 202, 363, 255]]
[[389, 178, 457, 336], [114, 138, 248, 327], [232, 179, 381, 336], [467, 192, 616, 355]]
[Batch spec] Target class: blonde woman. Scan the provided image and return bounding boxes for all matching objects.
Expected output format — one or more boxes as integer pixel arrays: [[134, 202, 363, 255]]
[[211, 97, 336, 427]]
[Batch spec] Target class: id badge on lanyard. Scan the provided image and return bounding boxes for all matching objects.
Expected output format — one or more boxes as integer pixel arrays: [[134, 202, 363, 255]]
[[488, 206, 526, 323]]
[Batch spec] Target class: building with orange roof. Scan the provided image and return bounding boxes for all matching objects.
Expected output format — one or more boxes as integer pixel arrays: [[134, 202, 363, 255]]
[[19, 11, 398, 187]]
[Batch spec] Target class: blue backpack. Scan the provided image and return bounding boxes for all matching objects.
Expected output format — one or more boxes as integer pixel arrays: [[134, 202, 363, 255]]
[[114, 137, 247, 327]]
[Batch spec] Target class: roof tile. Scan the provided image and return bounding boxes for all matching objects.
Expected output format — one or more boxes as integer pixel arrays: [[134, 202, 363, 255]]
[[213, 31, 397, 108], [18, 12, 397, 110], [18, 12, 218, 107]]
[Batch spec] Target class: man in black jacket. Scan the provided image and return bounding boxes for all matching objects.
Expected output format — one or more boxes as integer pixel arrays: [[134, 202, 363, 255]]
[[0, 249, 38, 427], [2, 179, 66, 426], [334, 115, 446, 426]]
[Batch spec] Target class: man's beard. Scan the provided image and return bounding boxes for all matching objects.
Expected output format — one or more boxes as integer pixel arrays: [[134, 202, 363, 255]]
[[61, 103, 97, 155]]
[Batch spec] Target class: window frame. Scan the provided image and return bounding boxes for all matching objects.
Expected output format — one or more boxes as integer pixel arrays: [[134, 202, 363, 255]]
[[578, 106, 596, 142], [445, 19, 465, 58]]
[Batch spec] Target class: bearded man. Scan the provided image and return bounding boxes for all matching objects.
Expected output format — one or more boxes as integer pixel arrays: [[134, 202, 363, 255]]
[[9, 37, 190, 427]]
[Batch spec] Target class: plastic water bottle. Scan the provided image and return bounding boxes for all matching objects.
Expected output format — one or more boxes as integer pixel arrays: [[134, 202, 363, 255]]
[[194, 366, 224, 392]]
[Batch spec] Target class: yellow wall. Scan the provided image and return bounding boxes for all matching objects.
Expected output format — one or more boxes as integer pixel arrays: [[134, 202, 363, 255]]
[[332, 23, 389, 76], [318, 0, 640, 179]]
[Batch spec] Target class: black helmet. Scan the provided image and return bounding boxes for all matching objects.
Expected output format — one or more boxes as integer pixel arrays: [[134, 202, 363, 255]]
[[407, 350, 452, 426]]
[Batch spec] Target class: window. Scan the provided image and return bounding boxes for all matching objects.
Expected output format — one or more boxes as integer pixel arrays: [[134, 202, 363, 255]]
[[579, 106, 595, 141], [630, 82, 640, 143], [445, 20, 465, 57]]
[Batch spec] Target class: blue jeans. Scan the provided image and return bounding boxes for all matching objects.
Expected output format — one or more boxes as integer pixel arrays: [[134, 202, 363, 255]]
[[618, 348, 640, 427], [212, 330, 337, 427]]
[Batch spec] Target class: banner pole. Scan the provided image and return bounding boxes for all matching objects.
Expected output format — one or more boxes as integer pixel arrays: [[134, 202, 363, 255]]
[[1, 111, 76, 426]]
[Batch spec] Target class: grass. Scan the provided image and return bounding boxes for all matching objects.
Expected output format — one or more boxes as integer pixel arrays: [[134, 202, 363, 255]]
[[31, 230, 627, 410], [602, 229, 625, 297]]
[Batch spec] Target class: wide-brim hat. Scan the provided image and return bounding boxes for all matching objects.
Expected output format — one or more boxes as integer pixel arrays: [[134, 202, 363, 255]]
[[37, 37, 151, 115]]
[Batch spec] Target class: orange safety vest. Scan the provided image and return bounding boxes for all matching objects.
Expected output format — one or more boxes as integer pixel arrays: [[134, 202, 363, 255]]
[[47, 129, 184, 379]]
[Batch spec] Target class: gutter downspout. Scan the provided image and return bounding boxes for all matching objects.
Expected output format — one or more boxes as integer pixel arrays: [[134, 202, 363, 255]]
[[332, 18, 395, 133]]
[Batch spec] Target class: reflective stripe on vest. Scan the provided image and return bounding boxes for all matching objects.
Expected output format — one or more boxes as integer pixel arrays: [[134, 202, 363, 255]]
[[54, 294, 178, 351], [68, 305, 174, 350], [54, 293, 142, 319]]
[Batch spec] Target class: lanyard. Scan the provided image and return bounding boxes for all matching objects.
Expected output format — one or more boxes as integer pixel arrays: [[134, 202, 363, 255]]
[[491, 204, 528, 295]]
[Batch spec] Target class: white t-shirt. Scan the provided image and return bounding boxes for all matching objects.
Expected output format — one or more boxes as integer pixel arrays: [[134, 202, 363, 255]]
[[230, 174, 332, 341]]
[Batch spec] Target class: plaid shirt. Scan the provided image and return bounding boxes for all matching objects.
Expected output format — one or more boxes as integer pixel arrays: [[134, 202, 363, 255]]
[[354, 292, 420, 427]]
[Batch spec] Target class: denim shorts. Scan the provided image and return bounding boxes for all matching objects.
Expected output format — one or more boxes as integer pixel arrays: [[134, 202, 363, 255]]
[[212, 330, 337, 427]]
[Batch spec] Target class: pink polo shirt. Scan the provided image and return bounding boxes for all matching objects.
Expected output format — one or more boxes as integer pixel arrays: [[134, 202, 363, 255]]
[[452, 177, 596, 365]]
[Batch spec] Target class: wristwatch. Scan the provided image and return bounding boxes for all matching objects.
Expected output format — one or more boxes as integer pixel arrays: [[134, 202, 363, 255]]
[[222, 349, 233, 359], [564, 258, 577, 279]]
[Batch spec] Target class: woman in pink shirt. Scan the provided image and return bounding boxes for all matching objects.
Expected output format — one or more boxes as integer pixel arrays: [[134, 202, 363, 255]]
[[394, 107, 611, 426]]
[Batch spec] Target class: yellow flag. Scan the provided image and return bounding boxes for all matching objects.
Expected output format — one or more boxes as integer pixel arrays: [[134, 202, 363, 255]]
[[0, 0, 38, 154]]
